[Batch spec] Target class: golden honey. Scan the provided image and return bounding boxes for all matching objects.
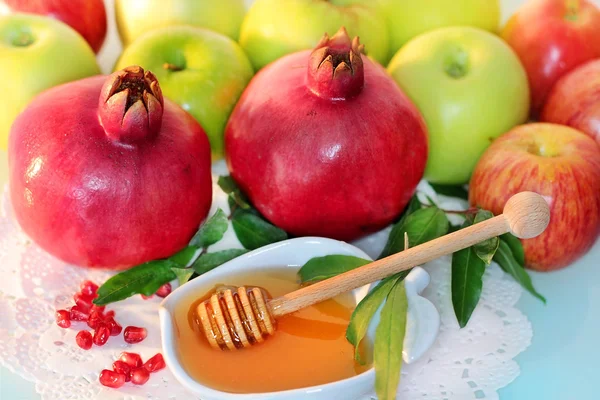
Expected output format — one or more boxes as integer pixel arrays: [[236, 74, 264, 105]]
[[173, 268, 371, 393]]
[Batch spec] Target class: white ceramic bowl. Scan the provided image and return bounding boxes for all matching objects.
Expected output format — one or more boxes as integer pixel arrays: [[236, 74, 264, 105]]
[[159, 237, 440, 400]]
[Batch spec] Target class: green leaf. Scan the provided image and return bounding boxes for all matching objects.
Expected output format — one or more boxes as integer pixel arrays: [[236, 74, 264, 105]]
[[193, 249, 249, 276], [218, 176, 250, 209], [231, 208, 287, 250], [189, 209, 229, 248], [379, 206, 449, 259], [169, 246, 198, 267], [93, 260, 177, 305], [374, 281, 408, 400], [472, 210, 500, 265], [494, 240, 546, 303], [428, 182, 469, 200], [451, 246, 486, 328], [298, 255, 370, 284], [346, 273, 406, 363], [500, 233, 525, 266], [172, 268, 194, 286]]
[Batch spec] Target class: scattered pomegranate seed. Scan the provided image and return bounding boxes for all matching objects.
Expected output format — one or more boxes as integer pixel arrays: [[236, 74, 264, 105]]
[[130, 367, 150, 385], [69, 305, 89, 322], [99, 369, 126, 388], [90, 304, 105, 315], [140, 294, 153, 300], [80, 280, 99, 298], [124, 326, 147, 344], [112, 360, 131, 382], [55, 309, 71, 328], [87, 310, 103, 329], [106, 318, 122, 336], [73, 292, 93, 313], [143, 353, 166, 372], [155, 283, 172, 298], [76, 330, 93, 350], [103, 310, 115, 320], [93, 324, 110, 346], [119, 352, 143, 368]]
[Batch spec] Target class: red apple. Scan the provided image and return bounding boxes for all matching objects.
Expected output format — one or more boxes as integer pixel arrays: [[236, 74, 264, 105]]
[[469, 123, 600, 272], [3, 0, 107, 53], [541, 58, 600, 145], [502, 0, 600, 117]]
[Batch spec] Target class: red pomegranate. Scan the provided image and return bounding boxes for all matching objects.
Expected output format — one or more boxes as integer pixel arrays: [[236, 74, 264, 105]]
[[9, 66, 212, 269], [225, 28, 428, 241]]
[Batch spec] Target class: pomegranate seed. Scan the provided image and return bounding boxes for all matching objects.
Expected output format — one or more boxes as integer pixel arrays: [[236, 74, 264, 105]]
[[124, 326, 147, 344], [99, 369, 125, 388], [55, 310, 71, 328], [73, 292, 93, 313], [103, 310, 115, 320], [75, 330, 93, 350], [140, 294, 153, 300], [112, 360, 131, 382], [93, 324, 110, 346], [143, 353, 166, 372], [69, 305, 89, 322], [155, 283, 172, 298], [106, 318, 122, 336], [130, 367, 150, 385], [119, 352, 143, 368], [87, 310, 103, 329], [80, 280, 98, 298], [90, 304, 105, 315]]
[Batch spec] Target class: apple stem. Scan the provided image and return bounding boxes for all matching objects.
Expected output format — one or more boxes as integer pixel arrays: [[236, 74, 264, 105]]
[[565, 0, 579, 21], [163, 63, 183, 72]]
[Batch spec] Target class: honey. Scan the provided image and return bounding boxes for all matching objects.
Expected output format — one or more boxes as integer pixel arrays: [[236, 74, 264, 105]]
[[173, 267, 371, 393]]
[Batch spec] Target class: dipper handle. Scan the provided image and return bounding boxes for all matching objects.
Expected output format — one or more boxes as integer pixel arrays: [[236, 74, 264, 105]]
[[268, 191, 550, 317]]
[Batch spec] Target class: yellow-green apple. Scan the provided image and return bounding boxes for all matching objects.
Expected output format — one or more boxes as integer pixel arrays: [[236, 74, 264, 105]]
[[115, 0, 246, 47], [115, 26, 254, 159], [0, 13, 100, 150], [502, 0, 600, 117], [2, 0, 107, 53], [469, 123, 600, 271], [387, 27, 529, 185], [541, 59, 600, 145], [239, 0, 388, 70], [374, 0, 499, 62]]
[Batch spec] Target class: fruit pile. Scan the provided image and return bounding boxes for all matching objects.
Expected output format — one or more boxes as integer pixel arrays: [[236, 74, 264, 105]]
[[1, 0, 599, 398]]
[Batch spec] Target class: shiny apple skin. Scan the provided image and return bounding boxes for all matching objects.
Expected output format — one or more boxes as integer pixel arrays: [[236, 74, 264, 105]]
[[541, 58, 600, 145], [502, 0, 600, 117], [225, 51, 428, 241], [9, 76, 213, 269], [469, 123, 600, 271], [4, 0, 107, 53]]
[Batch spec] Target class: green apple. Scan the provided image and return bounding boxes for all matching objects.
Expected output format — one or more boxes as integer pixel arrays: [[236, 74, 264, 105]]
[[388, 27, 529, 185], [0, 13, 99, 150], [240, 0, 388, 70], [115, 0, 246, 47], [375, 0, 500, 61], [115, 26, 254, 159]]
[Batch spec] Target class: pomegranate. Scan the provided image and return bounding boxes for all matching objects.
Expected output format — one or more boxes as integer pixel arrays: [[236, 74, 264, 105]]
[[112, 360, 132, 381], [106, 318, 123, 336], [76, 330, 93, 350], [225, 28, 428, 241], [69, 306, 89, 322], [55, 310, 71, 329], [143, 353, 166, 373], [124, 326, 147, 344], [119, 352, 143, 368], [87, 310, 103, 329], [99, 369, 126, 388], [155, 283, 172, 298], [93, 324, 110, 346], [130, 367, 150, 385], [80, 280, 99, 297], [73, 293, 93, 313], [8, 66, 213, 269]]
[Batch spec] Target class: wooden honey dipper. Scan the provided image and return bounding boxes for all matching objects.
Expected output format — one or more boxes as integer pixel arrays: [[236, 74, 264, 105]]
[[196, 191, 550, 350]]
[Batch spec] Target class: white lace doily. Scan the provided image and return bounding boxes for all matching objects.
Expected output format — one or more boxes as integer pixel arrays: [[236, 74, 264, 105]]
[[0, 177, 532, 400]]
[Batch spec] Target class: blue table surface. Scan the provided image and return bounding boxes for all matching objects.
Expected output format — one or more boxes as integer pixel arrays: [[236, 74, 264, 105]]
[[2, 239, 598, 399]]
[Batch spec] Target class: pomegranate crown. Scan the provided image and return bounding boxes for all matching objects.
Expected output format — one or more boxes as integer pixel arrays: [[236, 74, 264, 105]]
[[307, 27, 365, 100], [98, 66, 164, 143]]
